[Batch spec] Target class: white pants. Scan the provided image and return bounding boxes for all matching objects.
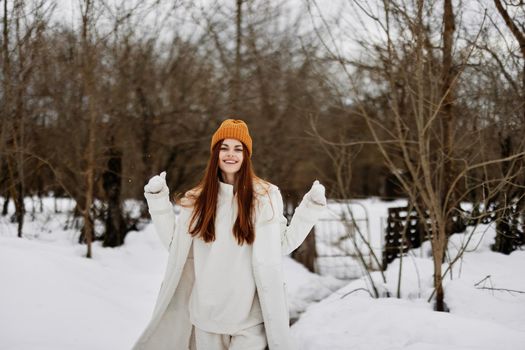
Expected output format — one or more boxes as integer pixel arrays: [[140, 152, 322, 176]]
[[190, 323, 268, 350]]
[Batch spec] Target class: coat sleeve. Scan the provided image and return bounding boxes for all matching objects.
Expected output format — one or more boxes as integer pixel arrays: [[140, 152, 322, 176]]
[[144, 186, 176, 251], [272, 186, 326, 256]]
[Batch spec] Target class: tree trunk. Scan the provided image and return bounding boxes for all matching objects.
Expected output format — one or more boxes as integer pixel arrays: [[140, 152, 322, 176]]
[[433, 263, 445, 311], [1, 191, 9, 216], [82, 117, 95, 258], [102, 139, 126, 247], [433, 226, 449, 312], [232, 0, 243, 114], [441, 0, 456, 219], [80, 0, 96, 258], [434, 0, 456, 310], [291, 227, 317, 273], [2, 0, 25, 237], [492, 0, 525, 254], [137, 86, 154, 217]]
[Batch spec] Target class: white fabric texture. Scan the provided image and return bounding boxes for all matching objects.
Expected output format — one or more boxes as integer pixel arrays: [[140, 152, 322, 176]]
[[133, 180, 327, 350], [189, 181, 263, 334], [193, 323, 268, 350], [144, 171, 167, 193]]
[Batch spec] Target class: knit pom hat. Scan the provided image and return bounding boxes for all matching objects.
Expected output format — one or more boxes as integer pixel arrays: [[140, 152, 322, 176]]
[[210, 119, 253, 157]]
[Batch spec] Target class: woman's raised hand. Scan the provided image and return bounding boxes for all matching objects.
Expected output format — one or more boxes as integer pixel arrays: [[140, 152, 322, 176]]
[[306, 180, 327, 206], [144, 171, 167, 194]]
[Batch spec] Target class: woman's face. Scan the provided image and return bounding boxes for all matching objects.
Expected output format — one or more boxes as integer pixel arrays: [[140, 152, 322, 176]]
[[218, 138, 244, 176]]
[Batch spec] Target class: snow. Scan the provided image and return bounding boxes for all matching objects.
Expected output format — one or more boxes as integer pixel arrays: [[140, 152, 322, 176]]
[[0, 197, 343, 349], [291, 224, 525, 350], [1, 196, 524, 349], [283, 258, 346, 321], [0, 226, 165, 350]]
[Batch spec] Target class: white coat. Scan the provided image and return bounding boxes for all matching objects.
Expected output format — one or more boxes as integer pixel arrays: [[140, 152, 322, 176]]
[[132, 181, 325, 350]]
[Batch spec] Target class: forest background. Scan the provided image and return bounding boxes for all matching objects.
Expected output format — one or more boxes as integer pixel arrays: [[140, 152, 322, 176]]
[[1, 0, 524, 311]]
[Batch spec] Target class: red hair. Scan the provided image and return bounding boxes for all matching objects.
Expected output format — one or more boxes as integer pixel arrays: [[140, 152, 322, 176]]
[[183, 140, 266, 245]]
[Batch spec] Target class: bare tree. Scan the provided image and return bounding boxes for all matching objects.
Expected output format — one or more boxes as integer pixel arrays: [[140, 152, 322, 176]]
[[1, 0, 52, 236], [490, 0, 525, 253], [307, 0, 525, 311], [78, 0, 99, 258]]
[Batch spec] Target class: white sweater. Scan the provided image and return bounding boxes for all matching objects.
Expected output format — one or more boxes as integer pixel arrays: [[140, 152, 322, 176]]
[[188, 181, 263, 334]]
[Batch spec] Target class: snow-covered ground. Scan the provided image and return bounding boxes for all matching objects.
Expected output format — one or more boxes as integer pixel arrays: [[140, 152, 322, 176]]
[[1, 196, 524, 349], [0, 197, 344, 350], [292, 224, 525, 349]]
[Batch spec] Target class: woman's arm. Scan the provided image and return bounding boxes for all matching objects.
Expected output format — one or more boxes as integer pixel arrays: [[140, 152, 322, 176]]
[[273, 183, 327, 256], [144, 175, 176, 251]]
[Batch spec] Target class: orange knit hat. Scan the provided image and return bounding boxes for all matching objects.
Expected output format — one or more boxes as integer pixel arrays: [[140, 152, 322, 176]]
[[210, 119, 253, 157]]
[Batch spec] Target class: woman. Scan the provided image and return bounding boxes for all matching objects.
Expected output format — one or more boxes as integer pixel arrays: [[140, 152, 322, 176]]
[[133, 119, 327, 350]]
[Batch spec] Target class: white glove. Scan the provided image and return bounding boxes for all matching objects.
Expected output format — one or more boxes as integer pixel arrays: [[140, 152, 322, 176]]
[[144, 171, 167, 194], [305, 180, 326, 206]]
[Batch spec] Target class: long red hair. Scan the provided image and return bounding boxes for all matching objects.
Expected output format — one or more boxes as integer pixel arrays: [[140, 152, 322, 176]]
[[183, 140, 265, 245]]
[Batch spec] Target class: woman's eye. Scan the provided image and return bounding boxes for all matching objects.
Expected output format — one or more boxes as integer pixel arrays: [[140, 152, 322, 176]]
[[220, 147, 242, 152]]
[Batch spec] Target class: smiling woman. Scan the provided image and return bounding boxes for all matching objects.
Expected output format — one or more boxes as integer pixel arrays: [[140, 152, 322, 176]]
[[219, 139, 244, 184], [133, 119, 328, 350]]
